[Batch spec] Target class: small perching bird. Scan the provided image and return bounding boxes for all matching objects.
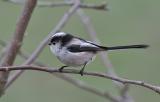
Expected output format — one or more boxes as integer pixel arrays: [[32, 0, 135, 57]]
[[48, 32, 149, 76]]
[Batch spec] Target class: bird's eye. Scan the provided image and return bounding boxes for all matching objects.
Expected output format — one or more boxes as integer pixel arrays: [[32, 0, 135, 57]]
[[48, 41, 55, 45], [50, 36, 62, 45], [52, 42, 56, 45]]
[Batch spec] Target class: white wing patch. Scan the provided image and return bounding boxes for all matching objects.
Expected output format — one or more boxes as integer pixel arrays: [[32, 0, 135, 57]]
[[80, 41, 100, 49], [52, 32, 66, 37]]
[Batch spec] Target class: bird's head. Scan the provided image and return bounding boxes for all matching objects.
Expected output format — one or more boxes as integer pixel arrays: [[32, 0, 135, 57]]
[[48, 32, 67, 45]]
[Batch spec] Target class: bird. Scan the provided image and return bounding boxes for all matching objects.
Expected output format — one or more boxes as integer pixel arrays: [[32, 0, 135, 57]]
[[48, 32, 149, 76]]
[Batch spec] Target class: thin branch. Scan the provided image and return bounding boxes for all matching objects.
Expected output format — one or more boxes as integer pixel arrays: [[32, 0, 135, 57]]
[[38, 1, 108, 11], [0, 0, 37, 96], [0, 0, 37, 65], [5, 0, 81, 91], [76, 9, 134, 102], [5, 0, 108, 11], [119, 85, 133, 102], [0, 65, 160, 95]]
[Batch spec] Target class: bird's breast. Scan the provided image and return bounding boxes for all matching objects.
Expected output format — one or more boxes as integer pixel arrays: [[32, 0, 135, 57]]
[[50, 44, 96, 67], [59, 50, 95, 67]]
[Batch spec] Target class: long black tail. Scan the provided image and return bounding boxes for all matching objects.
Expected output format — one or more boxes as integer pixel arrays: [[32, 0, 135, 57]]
[[99, 44, 149, 51]]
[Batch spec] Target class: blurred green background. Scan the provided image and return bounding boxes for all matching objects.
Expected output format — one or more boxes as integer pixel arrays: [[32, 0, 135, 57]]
[[0, 0, 160, 102]]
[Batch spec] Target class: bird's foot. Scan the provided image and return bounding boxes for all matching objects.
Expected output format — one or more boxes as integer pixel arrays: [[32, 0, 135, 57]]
[[58, 66, 68, 72], [79, 68, 85, 76], [79, 62, 87, 76]]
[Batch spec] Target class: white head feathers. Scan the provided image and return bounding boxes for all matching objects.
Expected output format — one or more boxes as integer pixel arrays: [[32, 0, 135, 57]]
[[52, 32, 66, 38]]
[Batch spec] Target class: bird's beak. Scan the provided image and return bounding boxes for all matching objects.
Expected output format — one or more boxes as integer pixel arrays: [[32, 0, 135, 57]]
[[48, 42, 51, 45]]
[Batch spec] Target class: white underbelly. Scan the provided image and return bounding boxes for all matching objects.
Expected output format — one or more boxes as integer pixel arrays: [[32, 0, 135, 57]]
[[50, 46, 95, 67], [58, 51, 95, 67]]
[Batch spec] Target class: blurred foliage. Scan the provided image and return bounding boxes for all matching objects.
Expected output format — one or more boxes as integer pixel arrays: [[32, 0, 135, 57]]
[[0, 0, 160, 102]]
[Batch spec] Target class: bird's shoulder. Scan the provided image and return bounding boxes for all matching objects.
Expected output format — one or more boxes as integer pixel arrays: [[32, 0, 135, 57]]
[[74, 37, 100, 47], [66, 38, 102, 53]]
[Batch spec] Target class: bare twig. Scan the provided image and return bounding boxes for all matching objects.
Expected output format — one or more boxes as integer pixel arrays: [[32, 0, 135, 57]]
[[76, 9, 134, 102], [5, 0, 108, 11], [0, 65, 160, 95], [5, 0, 81, 91], [119, 85, 133, 102], [38, 1, 108, 11], [0, 0, 37, 96]]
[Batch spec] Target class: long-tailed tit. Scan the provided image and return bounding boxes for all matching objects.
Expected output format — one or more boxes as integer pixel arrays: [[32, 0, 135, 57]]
[[48, 32, 149, 76]]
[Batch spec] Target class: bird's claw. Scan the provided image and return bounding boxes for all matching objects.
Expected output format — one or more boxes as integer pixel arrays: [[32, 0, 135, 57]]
[[79, 70, 84, 76], [58, 66, 68, 72]]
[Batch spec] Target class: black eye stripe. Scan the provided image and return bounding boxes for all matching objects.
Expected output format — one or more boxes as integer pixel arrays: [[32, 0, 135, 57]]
[[50, 36, 62, 43], [49, 34, 73, 46]]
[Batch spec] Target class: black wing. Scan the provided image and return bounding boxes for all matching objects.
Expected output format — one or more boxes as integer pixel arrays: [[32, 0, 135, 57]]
[[75, 37, 108, 50], [67, 44, 107, 53]]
